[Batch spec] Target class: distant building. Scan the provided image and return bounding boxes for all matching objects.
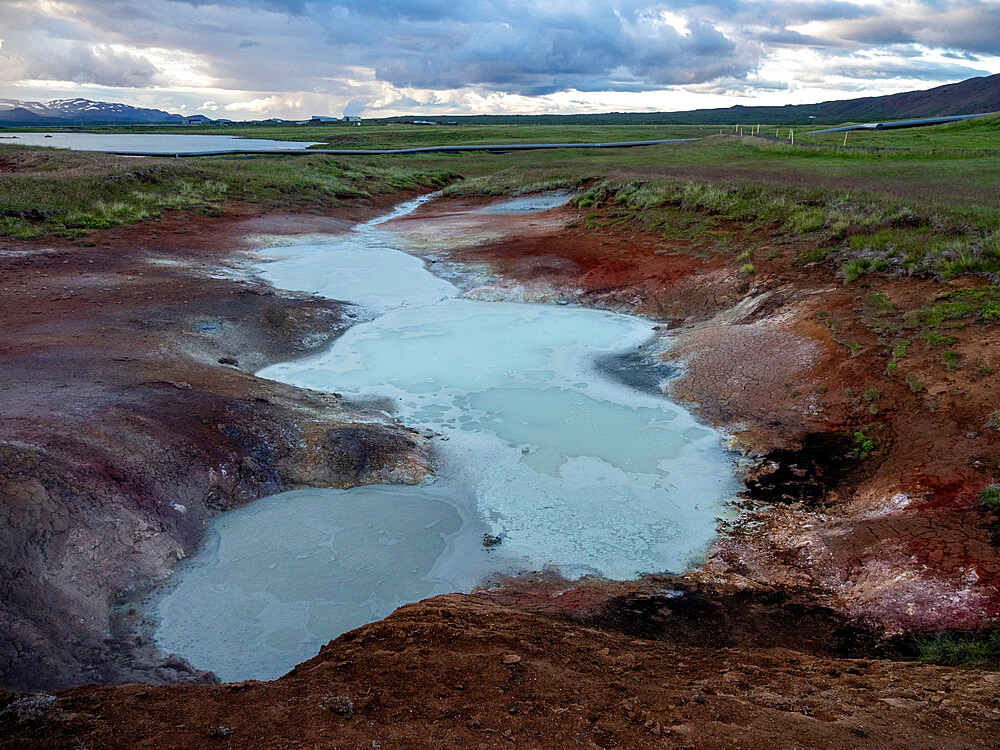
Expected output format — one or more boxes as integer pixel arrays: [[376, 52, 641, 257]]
[[343, 115, 362, 123], [310, 115, 339, 122], [183, 114, 212, 125]]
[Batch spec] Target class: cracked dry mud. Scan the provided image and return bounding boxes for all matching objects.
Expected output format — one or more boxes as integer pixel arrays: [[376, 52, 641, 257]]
[[3, 192, 1000, 748]]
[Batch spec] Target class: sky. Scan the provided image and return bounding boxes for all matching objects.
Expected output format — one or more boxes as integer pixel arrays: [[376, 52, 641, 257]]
[[1, 0, 999, 118]]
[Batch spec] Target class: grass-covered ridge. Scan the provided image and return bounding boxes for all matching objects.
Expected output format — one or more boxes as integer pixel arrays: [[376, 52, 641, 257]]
[[0, 146, 456, 238], [565, 177, 1000, 284]]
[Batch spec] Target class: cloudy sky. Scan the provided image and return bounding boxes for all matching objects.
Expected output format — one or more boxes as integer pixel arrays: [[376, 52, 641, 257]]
[[1, 0, 998, 117]]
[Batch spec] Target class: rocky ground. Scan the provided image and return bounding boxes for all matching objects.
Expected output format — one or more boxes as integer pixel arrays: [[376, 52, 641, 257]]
[[3, 593, 998, 749], [0, 200, 431, 691], [387, 195, 1000, 635], [2, 191, 999, 747]]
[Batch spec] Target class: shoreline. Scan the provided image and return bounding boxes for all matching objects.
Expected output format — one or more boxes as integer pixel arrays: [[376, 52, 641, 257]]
[[3, 187, 1000, 748], [0, 195, 438, 691]]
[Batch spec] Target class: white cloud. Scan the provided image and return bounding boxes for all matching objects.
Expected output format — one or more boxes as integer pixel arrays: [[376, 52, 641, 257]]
[[0, 0, 997, 117]]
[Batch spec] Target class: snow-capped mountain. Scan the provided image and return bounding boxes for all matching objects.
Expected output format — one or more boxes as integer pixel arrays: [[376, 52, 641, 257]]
[[0, 98, 185, 124]]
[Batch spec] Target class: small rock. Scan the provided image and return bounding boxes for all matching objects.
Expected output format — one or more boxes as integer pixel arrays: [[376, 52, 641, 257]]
[[503, 654, 522, 665], [482, 533, 502, 547], [208, 725, 234, 738], [218, 356, 239, 366], [318, 694, 354, 717]]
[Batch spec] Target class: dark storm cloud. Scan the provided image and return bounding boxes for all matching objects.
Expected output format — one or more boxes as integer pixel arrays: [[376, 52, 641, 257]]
[[2, 0, 999, 108], [24, 41, 160, 87], [112, 0, 761, 93], [821, 57, 991, 82], [812, 2, 1000, 55]]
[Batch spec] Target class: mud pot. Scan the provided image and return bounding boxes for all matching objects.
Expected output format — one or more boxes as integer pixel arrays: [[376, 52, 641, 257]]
[[150, 194, 739, 681]]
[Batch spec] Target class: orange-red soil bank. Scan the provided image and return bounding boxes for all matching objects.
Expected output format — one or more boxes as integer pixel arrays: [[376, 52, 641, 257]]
[[3, 192, 1000, 748], [0, 201, 430, 691]]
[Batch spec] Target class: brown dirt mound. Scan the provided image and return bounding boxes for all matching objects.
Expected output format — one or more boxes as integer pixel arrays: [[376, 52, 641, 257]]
[[2, 595, 997, 749]]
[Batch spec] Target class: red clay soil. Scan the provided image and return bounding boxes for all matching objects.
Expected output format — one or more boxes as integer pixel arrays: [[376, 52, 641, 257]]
[[3, 594, 999, 750], [3, 192, 1000, 748], [390, 195, 1000, 634]]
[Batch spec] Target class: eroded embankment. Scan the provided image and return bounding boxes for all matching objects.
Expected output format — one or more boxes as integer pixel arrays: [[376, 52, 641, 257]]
[[384, 193, 1000, 635], [4, 594, 999, 750], [4, 190, 1000, 749], [0, 201, 432, 691]]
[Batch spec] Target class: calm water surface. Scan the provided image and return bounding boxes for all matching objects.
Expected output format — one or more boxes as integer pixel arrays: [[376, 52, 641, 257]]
[[0, 132, 320, 153]]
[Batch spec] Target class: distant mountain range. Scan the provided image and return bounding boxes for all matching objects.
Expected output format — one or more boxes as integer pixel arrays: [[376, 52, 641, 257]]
[[0, 98, 185, 125], [384, 73, 1000, 126], [2, 73, 998, 127]]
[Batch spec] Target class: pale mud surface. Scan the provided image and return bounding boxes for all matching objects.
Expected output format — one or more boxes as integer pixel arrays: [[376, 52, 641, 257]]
[[385, 192, 1000, 635], [3, 190, 1000, 749], [152, 195, 737, 682], [0, 200, 432, 691]]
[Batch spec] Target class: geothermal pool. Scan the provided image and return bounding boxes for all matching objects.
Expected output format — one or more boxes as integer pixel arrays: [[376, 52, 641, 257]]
[[153, 194, 738, 681]]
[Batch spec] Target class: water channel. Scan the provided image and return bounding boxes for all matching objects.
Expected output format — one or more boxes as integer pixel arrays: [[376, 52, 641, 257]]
[[152, 194, 738, 682]]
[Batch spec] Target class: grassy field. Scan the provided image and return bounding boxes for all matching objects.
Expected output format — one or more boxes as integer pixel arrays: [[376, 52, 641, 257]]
[[10, 113, 999, 153], [0, 145, 455, 239], [2, 127, 999, 288], [798, 113, 1000, 150], [11, 122, 752, 149]]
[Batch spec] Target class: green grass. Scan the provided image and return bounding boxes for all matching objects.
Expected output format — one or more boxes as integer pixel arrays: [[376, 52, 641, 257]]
[[916, 629, 1000, 669], [866, 291, 894, 312], [0, 216, 45, 239], [923, 329, 958, 347], [886, 339, 910, 374], [905, 373, 925, 392], [0, 147, 456, 238], [4, 131, 1000, 291], [44, 122, 716, 149], [802, 113, 1000, 151], [853, 424, 879, 458], [980, 485, 1000, 512], [842, 258, 888, 284], [918, 287, 1000, 327]]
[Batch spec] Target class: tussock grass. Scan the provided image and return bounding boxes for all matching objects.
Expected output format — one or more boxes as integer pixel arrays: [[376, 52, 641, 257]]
[[568, 177, 1000, 285], [916, 630, 1000, 669], [0, 146, 456, 239], [441, 171, 583, 198]]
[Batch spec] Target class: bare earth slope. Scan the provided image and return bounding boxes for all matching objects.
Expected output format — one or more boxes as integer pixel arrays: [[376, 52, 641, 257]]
[[3, 191, 1000, 748], [0, 203, 430, 691], [3, 594, 999, 749]]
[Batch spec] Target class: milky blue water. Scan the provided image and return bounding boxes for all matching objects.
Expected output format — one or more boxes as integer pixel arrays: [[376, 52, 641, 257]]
[[152, 194, 737, 681]]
